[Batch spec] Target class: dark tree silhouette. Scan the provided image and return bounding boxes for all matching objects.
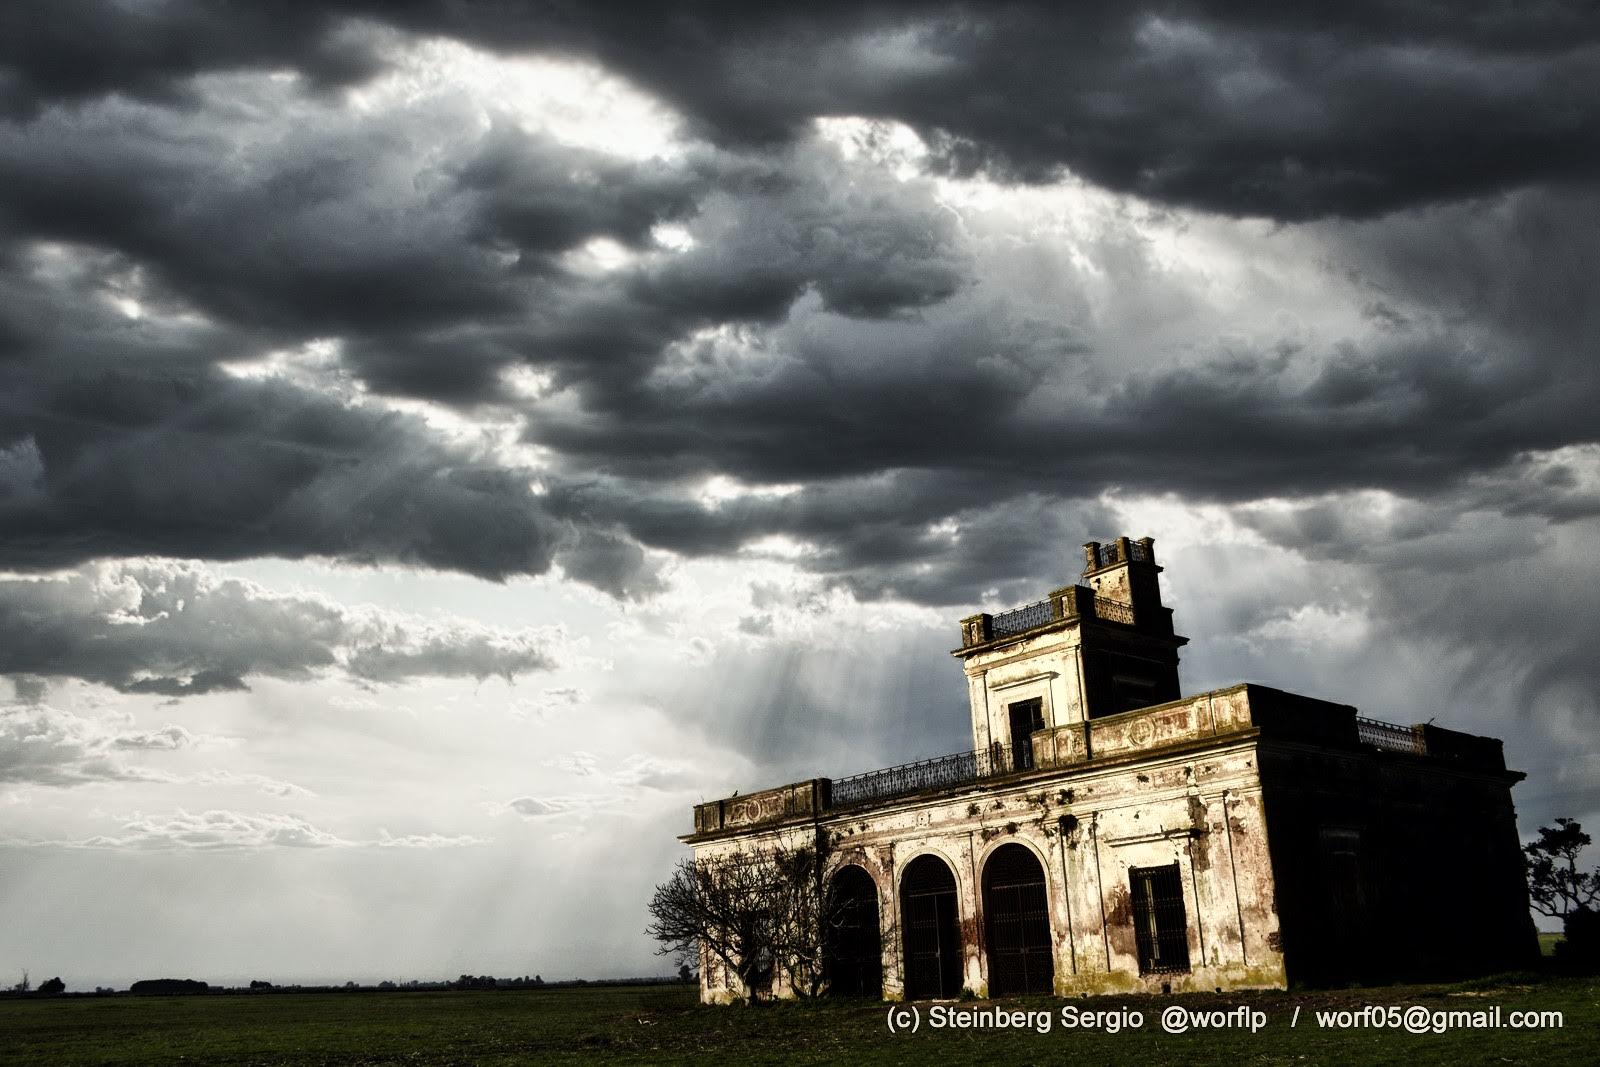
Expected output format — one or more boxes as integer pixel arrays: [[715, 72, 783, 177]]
[[130, 978, 209, 995], [647, 838, 836, 1005], [1525, 818, 1600, 966], [38, 976, 64, 995], [1526, 819, 1600, 917]]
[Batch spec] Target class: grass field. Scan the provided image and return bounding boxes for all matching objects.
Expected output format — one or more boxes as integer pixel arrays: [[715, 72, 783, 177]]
[[3, 972, 1597, 1066]]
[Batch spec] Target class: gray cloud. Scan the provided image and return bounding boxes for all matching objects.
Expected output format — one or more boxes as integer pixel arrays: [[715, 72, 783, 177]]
[[0, 75, 967, 597], [0, 4, 371, 117], [0, 371, 566, 580], [0, 703, 176, 786], [1117, 490, 1599, 835], [610, 755, 698, 792], [4, 808, 487, 850], [5, 13, 1591, 615], [0, 562, 568, 696], [493, 795, 621, 820], [0, 2, 1594, 790], [0, 702, 319, 796], [0, 28, 1592, 710], [344, 625, 561, 685], [109, 724, 201, 751], [7, 4, 1598, 219]]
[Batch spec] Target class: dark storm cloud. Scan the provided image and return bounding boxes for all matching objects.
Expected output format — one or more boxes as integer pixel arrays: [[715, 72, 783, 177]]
[[460, 126, 705, 255], [0, 49, 962, 373], [526, 179, 1600, 601], [0, 366, 562, 577], [533, 297, 1061, 483], [375, 138, 969, 408], [7, 3, 1599, 219], [0, 3, 369, 116], [553, 528, 667, 602], [547, 469, 1118, 606], [343, 626, 560, 685], [0, 1, 1596, 616], [0, 72, 972, 593], [0, 93, 712, 400], [1223, 495, 1600, 831]]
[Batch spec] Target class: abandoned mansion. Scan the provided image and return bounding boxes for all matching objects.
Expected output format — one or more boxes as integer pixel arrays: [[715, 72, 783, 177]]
[[683, 536, 1536, 1001]]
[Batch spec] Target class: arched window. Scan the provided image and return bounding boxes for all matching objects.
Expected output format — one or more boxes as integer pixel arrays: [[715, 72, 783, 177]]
[[824, 865, 882, 997], [901, 854, 963, 999], [983, 843, 1054, 995]]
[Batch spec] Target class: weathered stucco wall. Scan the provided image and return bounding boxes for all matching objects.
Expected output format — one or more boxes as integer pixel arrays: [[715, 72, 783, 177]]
[[967, 628, 1089, 751], [692, 732, 1286, 1002]]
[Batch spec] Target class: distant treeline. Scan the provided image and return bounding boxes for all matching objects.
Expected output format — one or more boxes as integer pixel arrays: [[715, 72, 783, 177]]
[[6, 975, 688, 998], [241, 976, 684, 993], [131, 979, 210, 996]]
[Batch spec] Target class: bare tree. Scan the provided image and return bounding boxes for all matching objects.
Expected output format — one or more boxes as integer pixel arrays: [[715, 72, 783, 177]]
[[647, 837, 837, 1004], [767, 843, 830, 998]]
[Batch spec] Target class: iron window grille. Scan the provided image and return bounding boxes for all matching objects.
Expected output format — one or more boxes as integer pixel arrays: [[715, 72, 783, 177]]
[[983, 844, 1054, 996], [902, 855, 963, 999], [1130, 863, 1191, 975]]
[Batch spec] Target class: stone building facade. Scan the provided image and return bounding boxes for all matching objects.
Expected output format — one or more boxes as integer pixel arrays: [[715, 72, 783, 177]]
[[683, 537, 1536, 1002]]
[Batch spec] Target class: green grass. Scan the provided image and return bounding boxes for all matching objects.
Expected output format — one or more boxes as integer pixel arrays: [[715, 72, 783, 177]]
[[1538, 932, 1564, 957], [2, 974, 1597, 1066]]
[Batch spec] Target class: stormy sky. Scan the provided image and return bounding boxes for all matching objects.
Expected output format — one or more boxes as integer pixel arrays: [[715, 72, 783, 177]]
[[2, 2, 1598, 987]]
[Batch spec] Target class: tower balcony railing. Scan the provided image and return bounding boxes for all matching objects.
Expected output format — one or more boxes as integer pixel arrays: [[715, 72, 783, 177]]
[[1092, 596, 1135, 624], [1087, 537, 1153, 569], [829, 742, 1033, 808], [961, 587, 1139, 646], [990, 598, 1055, 638]]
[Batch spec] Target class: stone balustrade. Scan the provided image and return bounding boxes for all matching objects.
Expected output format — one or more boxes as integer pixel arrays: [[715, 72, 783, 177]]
[[688, 684, 1507, 836]]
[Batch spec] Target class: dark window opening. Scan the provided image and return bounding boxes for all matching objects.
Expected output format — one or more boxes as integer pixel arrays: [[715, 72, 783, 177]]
[[825, 865, 883, 997], [1316, 829, 1369, 982], [1007, 698, 1044, 771], [983, 844, 1055, 995], [901, 855, 963, 999], [1130, 863, 1190, 975], [1110, 674, 1157, 713]]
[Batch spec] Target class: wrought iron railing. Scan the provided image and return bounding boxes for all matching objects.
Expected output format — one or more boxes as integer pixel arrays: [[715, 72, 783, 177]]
[[1092, 540, 1151, 568], [1093, 596, 1135, 624], [1355, 716, 1426, 755], [830, 743, 1033, 808], [991, 598, 1055, 637]]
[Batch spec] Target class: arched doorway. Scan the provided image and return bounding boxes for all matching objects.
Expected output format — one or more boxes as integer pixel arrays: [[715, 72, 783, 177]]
[[983, 843, 1054, 995], [901, 854, 963, 999], [824, 865, 883, 996]]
